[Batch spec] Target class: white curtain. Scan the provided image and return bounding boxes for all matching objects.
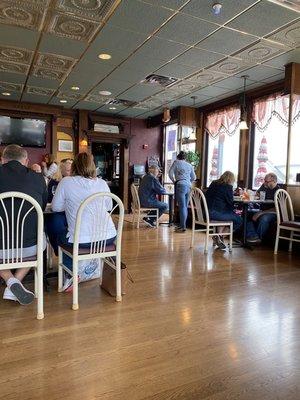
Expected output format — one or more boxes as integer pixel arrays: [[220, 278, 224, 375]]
[[205, 106, 240, 138]]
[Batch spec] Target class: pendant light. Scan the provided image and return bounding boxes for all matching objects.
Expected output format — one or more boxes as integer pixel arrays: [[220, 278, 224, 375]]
[[239, 75, 249, 130], [162, 107, 171, 123]]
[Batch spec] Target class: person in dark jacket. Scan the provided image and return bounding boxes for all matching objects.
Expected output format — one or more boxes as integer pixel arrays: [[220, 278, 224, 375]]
[[0, 145, 47, 305], [138, 165, 168, 227]]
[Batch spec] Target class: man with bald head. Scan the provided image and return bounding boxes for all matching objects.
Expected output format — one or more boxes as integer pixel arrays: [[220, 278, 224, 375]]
[[0, 144, 47, 305]]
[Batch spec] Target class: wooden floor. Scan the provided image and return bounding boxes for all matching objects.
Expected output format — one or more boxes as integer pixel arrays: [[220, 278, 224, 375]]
[[1, 222, 300, 400]]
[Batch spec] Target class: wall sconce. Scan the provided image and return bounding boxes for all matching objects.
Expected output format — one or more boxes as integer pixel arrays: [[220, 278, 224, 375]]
[[162, 107, 171, 123], [80, 131, 88, 147]]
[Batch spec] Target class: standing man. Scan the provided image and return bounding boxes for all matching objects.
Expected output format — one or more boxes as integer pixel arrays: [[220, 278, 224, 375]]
[[169, 151, 196, 233], [138, 165, 168, 227], [0, 145, 47, 305], [252, 172, 280, 240]]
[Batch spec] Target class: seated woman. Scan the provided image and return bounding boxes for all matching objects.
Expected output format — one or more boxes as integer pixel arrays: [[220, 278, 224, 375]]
[[138, 165, 168, 227], [48, 158, 73, 202], [41, 153, 58, 180], [51, 153, 116, 267]]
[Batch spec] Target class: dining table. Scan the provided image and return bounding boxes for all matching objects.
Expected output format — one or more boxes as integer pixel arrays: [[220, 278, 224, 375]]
[[160, 192, 175, 226], [233, 197, 275, 248]]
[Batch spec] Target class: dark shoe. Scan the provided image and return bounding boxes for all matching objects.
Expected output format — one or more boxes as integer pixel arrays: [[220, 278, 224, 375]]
[[247, 236, 261, 244], [212, 235, 226, 250], [143, 217, 156, 228], [9, 281, 35, 305], [175, 227, 186, 233]]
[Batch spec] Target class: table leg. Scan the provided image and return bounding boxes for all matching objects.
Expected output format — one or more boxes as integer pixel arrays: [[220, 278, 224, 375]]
[[169, 195, 174, 226]]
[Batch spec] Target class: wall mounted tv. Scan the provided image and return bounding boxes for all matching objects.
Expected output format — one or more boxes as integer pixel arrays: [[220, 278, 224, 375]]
[[0, 116, 46, 147]]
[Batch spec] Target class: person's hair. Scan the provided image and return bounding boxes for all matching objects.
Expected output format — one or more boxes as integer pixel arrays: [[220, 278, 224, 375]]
[[149, 165, 160, 173], [44, 153, 56, 167], [2, 144, 27, 162], [52, 159, 73, 181], [216, 171, 235, 185], [71, 152, 96, 178], [177, 151, 186, 160], [265, 172, 277, 182]]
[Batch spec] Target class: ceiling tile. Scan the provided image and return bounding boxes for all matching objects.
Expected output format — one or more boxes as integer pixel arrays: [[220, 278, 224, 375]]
[[71, 59, 113, 81], [36, 53, 77, 71], [182, 0, 258, 24], [120, 84, 162, 102], [109, 0, 174, 34], [227, 2, 299, 37], [191, 86, 230, 97], [97, 104, 128, 113], [208, 57, 254, 76], [0, 92, 21, 101], [233, 39, 289, 64], [45, 12, 99, 42], [27, 75, 61, 89], [55, 0, 117, 21], [0, 25, 39, 49], [60, 72, 101, 92], [261, 72, 285, 83], [32, 66, 66, 81], [140, 0, 187, 10], [0, 45, 33, 65], [91, 78, 133, 96], [214, 76, 246, 90], [117, 108, 144, 117], [49, 97, 78, 107], [0, 1, 45, 31], [263, 48, 300, 69], [21, 93, 52, 104], [134, 37, 189, 62], [235, 65, 282, 81], [267, 20, 300, 48], [120, 54, 164, 74], [196, 28, 257, 56], [0, 81, 23, 93], [156, 13, 218, 45], [108, 65, 148, 84], [39, 33, 87, 58], [26, 86, 55, 96], [172, 48, 224, 68], [155, 62, 201, 79], [187, 70, 228, 85], [0, 61, 29, 75], [73, 100, 101, 110]]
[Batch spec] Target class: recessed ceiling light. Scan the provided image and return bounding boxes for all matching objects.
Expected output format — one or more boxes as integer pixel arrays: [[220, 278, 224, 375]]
[[2, 92, 11, 96], [109, 107, 116, 110], [99, 90, 112, 96], [60, 99, 67, 103], [71, 86, 80, 91], [98, 53, 111, 60]]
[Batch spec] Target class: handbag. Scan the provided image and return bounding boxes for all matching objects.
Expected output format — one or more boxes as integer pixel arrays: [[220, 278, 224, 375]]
[[101, 261, 133, 296]]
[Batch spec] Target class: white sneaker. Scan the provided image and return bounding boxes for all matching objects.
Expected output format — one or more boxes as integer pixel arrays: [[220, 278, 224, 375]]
[[3, 287, 18, 302]]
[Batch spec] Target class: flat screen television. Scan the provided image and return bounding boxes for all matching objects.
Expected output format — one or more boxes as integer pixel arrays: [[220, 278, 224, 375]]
[[134, 164, 145, 176], [0, 116, 46, 147]]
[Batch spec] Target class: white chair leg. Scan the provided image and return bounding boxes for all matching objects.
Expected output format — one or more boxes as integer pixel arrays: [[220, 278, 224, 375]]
[[132, 209, 136, 226], [229, 224, 233, 253], [115, 254, 122, 302], [72, 257, 79, 310], [36, 264, 44, 320], [204, 227, 209, 254], [289, 231, 294, 252], [274, 226, 280, 254], [190, 221, 195, 248], [156, 209, 159, 228], [34, 268, 38, 298], [137, 210, 140, 229], [58, 247, 63, 292]]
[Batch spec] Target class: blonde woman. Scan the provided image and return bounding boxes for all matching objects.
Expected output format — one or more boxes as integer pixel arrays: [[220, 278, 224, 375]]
[[47, 159, 72, 202]]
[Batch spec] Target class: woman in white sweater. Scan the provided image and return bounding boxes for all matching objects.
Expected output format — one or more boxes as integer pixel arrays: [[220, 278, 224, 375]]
[[51, 153, 116, 268]]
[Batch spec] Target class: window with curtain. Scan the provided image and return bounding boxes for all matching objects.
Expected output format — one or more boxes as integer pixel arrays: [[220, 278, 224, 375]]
[[251, 93, 289, 189], [289, 95, 300, 184], [164, 123, 179, 183], [205, 105, 241, 187]]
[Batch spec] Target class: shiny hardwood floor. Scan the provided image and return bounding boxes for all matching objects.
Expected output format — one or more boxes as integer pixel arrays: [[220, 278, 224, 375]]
[[1, 221, 300, 400]]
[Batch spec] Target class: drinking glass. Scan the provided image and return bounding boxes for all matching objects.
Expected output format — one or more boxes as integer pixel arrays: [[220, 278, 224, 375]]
[[52, 185, 57, 196], [259, 191, 266, 201]]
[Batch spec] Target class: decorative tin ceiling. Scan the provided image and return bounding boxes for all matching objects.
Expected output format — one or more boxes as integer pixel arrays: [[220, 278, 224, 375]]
[[0, 0, 299, 118]]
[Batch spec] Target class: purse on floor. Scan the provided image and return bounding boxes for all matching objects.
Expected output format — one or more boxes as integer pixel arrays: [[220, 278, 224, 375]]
[[101, 261, 133, 296]]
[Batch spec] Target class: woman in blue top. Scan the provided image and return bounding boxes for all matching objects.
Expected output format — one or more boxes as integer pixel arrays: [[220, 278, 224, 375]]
[[169, 151, 196, 232]]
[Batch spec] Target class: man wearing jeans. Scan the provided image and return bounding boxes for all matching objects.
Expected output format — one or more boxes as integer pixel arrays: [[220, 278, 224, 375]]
[[169, 151, 196, 232]]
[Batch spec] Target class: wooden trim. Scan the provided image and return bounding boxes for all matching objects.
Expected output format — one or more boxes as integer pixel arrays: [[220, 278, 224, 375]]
[[0, 99, 63, 115], [51, 116, 57, 159], [88, 131, 130, 142]]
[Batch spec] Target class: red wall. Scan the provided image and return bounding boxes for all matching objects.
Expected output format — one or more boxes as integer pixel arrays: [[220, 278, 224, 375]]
[[129, 119, 162, 167], [0, 122, 51, 165]]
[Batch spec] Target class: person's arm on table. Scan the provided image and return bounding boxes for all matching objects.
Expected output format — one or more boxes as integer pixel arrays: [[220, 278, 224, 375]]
[[51, 180, 66, 212]]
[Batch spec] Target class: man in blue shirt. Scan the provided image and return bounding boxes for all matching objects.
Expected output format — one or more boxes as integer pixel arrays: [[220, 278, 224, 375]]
[[138, 165, 168, 227], [169, 151, 196, 232]]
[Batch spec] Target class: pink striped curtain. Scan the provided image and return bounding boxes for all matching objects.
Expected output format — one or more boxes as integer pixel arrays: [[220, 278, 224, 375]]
[[205, 106, 240, 138]]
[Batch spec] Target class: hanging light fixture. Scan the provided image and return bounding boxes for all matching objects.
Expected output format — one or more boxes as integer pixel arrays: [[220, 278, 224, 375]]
[[162, 107, 171, 123], [239, 75, 249, 130]]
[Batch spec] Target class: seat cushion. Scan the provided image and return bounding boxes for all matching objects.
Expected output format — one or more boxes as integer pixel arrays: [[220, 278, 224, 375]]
[[210, 220, 233, 225], [281, 221, 300, 229], [0, 255, 37, 263], [60, 243, 116, 255]]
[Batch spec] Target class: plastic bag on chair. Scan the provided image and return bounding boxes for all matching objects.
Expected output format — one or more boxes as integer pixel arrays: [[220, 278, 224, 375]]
[[63, 258, 103, 292]]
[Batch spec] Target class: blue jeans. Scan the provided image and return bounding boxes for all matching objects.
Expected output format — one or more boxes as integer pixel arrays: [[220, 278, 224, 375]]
[[209, 210, 242, 232], [45, 212, 68, 256], [144, 200, 168, 218], [176, 184, 191, 229], [247, 212, 277, 239]]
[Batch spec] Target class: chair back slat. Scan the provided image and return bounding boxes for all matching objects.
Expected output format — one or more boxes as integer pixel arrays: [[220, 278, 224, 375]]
[[0, 192, 43, 265], [275, 189, 294, 224], [131, 184, 140, 210], [72, 192, 124, 257], [190, 187, 209, 224]]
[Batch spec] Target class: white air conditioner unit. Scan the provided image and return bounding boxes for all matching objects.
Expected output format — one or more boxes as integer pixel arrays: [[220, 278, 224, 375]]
[[94, 123, 119, 134]]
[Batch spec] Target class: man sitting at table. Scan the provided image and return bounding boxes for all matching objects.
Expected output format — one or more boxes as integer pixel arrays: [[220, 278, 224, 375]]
[[0, 145, 47, 305], [138, 165, 168, 227], [251, 172, 280, 240]]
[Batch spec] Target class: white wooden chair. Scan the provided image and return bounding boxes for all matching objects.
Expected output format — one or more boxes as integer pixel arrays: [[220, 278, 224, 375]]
[[274, 189, 300, 254], [58, 192, 124, 310], [0, 192, 44, 319], [190, 187, 233, 254], [130, 183, 159, 229]]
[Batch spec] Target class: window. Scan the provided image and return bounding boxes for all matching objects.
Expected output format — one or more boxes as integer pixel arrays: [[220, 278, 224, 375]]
[[251, 94, 289, 189], [205, 106, 241, 186], [289, 96, 300, 184], [181, 126, 196, 152], [164, 123, 178, 183]]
